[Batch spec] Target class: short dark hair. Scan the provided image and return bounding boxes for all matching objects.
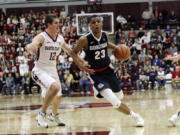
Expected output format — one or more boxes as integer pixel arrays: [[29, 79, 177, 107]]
[[87, 15, 101, 24], [45, 14, 58, 27]]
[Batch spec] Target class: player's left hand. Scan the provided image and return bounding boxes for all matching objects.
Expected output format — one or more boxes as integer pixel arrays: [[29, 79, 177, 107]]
[[163, 57, 171, 61]]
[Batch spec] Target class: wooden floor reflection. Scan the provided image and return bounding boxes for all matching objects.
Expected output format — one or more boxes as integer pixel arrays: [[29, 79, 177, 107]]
[[1, 85, 180, 135]]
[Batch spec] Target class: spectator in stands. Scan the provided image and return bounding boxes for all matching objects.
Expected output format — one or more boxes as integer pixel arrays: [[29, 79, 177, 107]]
[[3, 73, 14, 95], [132, 38, 142, 55], [58, 70, 68, 95], [137, 70, 149, 91], [176, 26, 180, 45], [14, 72, 22, 94], [22, 73, 32, 94], [116, 14, 127, 30], [168, 10, 178, 27], [157, 67, 166, 90], [141, 8, 152, 29], [164, 25, 173, 34], [157, 12, 165, 28], [79, 71, 91, 95], [148, 68, 157, 89], [19, 61, 29, 77], [0, 73, 5, 94], [64, 70, 74, 94], [119, 69, 132, 90], [126, 14, 136, 29], [172, 66, 180, 89], [115, 28, 124, 45], [71, 71, 80, 92], [128, 28, 136, 40], [151, 55, 162, 67]]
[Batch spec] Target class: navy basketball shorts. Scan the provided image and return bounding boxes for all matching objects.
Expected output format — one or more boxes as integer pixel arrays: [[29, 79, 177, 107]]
[[90, 67, 121, 98]]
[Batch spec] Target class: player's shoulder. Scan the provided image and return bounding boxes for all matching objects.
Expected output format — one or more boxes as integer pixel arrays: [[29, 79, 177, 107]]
[[33, 32, 45, 42], [79, 34, 88, 42], [57, 34, 65, 40]]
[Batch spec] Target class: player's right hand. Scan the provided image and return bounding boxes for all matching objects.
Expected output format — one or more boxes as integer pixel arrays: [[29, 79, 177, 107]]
[[79, 62, 95, 74]]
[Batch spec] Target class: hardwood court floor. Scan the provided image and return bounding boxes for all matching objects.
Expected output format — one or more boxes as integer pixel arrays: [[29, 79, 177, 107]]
[[1, 87, 180, 135]]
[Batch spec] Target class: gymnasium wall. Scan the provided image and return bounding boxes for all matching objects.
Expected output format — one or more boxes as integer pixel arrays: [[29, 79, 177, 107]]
[[1, 0, 180, 21], [69, 2, 148, 21], [153, 1, 180, 15]]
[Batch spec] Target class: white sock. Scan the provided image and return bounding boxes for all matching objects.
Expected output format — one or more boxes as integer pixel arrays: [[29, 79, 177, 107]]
[[130, 111, 138, 117]]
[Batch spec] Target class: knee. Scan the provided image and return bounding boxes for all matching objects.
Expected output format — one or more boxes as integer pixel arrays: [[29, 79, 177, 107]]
[[112, 100, 121, 109], [50, 82, 60, 94]]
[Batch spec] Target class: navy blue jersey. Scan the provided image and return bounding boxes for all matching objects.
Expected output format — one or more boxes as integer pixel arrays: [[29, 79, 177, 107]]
[[84, 32, 110, 69]]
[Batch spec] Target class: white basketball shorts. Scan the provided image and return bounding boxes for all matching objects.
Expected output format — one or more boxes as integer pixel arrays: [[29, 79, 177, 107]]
[[31, 66, 62, 98]]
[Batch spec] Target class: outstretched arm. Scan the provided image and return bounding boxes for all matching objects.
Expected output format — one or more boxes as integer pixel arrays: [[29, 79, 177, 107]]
[[61, 42, 94, 74], [164, 54, 180, 62], [25, 34, 44, 54]]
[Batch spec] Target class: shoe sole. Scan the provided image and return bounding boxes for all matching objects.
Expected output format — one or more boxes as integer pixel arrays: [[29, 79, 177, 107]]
[[169, 119, 176, 127], [57, 123, 66, 126], [136, 124, 144, 127]]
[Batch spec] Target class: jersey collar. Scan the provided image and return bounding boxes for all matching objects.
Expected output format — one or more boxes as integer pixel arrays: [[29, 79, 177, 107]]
[[90, 30, 102, 42]]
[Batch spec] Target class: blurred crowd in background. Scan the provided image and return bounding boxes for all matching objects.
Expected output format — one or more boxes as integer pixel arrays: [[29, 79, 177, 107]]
[[0, 6, 179, 96]]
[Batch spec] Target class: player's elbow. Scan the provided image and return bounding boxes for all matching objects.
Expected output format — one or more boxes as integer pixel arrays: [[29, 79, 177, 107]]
[[26, 43, 37, 54], [25, 44, 31, 52]]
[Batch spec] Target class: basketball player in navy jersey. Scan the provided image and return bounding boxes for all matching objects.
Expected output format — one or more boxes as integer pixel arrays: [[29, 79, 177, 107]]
[[73, 15, 144, 127], [26, 14, 94, 128]]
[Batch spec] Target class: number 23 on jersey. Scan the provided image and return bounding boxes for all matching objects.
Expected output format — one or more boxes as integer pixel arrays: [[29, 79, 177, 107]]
[[95, 49, 105, 60]]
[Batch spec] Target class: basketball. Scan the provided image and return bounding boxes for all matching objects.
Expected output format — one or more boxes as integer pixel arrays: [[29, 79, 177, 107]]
[[114, 45, 130, 61]]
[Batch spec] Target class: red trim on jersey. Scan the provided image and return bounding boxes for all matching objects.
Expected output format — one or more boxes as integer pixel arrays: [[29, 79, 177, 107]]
[[94, 66, 108, 72]]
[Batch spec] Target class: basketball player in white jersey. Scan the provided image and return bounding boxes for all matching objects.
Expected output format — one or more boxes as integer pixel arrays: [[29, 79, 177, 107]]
[[164, 54, 180, 126], [26, 14, 94, 128], [73, 15, 144, 127]]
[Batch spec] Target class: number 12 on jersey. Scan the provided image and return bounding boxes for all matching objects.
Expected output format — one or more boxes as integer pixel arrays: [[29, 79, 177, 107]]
[[49, 52, 57, 60]]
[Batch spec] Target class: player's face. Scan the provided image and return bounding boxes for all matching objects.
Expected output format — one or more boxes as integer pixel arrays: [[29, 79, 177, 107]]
[[49, 18, 60, 34], [89, 17, 103, 33]]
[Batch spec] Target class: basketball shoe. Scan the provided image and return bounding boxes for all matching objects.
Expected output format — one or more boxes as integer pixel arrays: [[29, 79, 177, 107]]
[[131, 112, 144, 127], [47, 113, 65, 126], [36, 112, 48, 128], [169, 111, 180, 126], [134, 114, 144, 127]]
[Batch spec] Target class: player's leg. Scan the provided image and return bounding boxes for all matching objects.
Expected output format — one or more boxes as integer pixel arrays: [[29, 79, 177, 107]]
[[36, 82, 59, 128], [41, 82, 59, 113], [100, 88, 144, 127], [47, 90, 65, 126], [32, 69, 59, 128], [169, 110, 180, 126]]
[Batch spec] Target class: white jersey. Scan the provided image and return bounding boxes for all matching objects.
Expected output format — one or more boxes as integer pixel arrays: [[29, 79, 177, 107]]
[[34, 32, 64, 68]]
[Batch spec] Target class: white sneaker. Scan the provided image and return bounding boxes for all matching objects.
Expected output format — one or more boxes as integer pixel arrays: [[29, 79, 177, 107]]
[[169, 113, 180, 126], [47, 113, 65, 126], [36, 112, 48, 128], [134, 114, 144, 127]]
